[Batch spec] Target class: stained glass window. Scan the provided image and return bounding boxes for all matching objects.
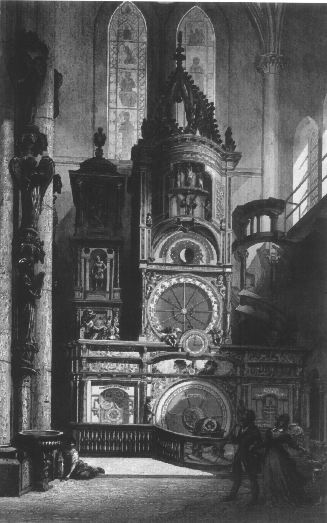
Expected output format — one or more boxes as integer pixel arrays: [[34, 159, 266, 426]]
[[177, 7, 215, 104], [108, 2, 147, 160]]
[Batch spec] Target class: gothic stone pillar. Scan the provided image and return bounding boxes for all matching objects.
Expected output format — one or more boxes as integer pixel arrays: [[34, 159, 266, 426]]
[[0, 2, 15, 444], [258, 53, 283, 199], [32, 2, 56, 430]]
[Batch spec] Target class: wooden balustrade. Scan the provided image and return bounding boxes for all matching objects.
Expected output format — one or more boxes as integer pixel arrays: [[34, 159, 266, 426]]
[[71, 424, 155, 457], [70, 423, 224, 467]]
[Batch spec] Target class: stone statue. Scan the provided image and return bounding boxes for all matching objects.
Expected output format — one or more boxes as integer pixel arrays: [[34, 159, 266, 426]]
[[10, 127, 55, 230], [91, 256, 106, 291], [143, 398, 153, 424], [17, 256, 45, 370], [8, 30, 49, 129]]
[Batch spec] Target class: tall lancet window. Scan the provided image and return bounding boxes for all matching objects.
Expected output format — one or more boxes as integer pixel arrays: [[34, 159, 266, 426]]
[[177, 7, 215, 104], [108, 2, 147, 160]]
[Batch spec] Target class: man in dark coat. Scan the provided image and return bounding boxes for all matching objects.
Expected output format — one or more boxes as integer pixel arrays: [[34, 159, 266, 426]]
[[222, 409, 262, 505]]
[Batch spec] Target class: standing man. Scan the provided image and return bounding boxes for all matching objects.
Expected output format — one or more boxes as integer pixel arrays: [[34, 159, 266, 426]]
[[222, 409, 262, 505]]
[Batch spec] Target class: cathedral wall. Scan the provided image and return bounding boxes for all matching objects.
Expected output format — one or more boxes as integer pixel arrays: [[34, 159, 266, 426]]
[[279, 4, 327, 201], [226, 4, 262, 177], [51, 2, 265, 281]]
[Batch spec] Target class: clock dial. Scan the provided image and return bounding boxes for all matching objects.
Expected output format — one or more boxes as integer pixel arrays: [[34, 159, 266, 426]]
[[155, 381, 232, 436], [148, 275, 219, 334], [180, 330, 208, 355]]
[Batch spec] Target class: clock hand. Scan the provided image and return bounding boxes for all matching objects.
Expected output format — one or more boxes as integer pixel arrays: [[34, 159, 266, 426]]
[[190, 298, 208, 309], [186, 316, 193, 329], [185, 287, 197, 308], [170, 287, 183, 308], [191, 310, 214, 313], [160, 314, 180, 324], [187, 313, 207, 327], [159, 296, 180, 309]]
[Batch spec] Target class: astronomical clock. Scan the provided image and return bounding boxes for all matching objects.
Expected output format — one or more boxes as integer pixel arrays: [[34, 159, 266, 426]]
[[68, 36, 307, 458], [128, 36, 242, 442], [131, 37, 241, 354]]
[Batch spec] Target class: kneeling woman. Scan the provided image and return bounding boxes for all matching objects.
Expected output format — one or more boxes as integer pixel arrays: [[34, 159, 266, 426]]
[[63, 438, 105, 480]]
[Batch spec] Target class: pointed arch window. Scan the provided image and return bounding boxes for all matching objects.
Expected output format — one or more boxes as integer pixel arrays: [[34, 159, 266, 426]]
[[177, 7, 215, 104], [290, 117, 319, 225], [108, 2, 147, 160]]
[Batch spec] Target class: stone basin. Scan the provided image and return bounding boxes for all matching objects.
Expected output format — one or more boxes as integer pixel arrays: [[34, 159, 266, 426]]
[[18, 430, 63, 440], [15, 430, 64, 452]]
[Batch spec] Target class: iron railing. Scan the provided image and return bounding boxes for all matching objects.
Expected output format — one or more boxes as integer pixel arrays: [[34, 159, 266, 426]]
[[285, 170, 327, 231]]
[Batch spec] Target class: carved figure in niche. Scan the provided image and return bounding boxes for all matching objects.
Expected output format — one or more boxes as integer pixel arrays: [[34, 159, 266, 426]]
[[176, 166, 184, 188], [188, 27, 205, 46], [8, 31, 49, 127], [119, 71, 137, 107], [180, 194, 197, 216], [190, 57, 204, 92], [80, 309, 106, 339], [146, 213, 152, 227], [143, 398, 153, 424], [197, 173, 204, 190], [119, 44, 136, 65], [119, 112, 135, 158], [18, 257, 45, 353], [186, 164, 196, 187], [91, 255, 106, 291]]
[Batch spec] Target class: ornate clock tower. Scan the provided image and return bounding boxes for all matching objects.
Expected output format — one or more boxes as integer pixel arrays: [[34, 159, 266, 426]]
[[132, 35, 241, 354]]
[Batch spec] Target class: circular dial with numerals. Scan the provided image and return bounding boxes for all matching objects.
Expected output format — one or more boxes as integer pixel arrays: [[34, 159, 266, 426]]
[[148, 275, 219, 335]]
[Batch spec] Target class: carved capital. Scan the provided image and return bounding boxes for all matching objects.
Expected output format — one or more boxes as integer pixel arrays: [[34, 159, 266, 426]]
[[257, 53, 285, 75]]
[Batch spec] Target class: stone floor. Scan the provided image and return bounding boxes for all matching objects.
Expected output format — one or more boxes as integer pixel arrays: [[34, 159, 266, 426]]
[[0, 459, 326, 523], [85, 457, 217, 476]]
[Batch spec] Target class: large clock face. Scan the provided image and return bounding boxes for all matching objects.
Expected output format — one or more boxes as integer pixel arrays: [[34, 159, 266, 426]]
[[155, 381, 232, 436], [148, 275, 219, 334]]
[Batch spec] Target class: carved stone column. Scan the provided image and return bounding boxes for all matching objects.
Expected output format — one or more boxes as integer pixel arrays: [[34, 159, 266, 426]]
[[258, 53, 284, 199], [32, 2, 56, 430], [8, 24, 56, 432], [0, 3, 15, 444]]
